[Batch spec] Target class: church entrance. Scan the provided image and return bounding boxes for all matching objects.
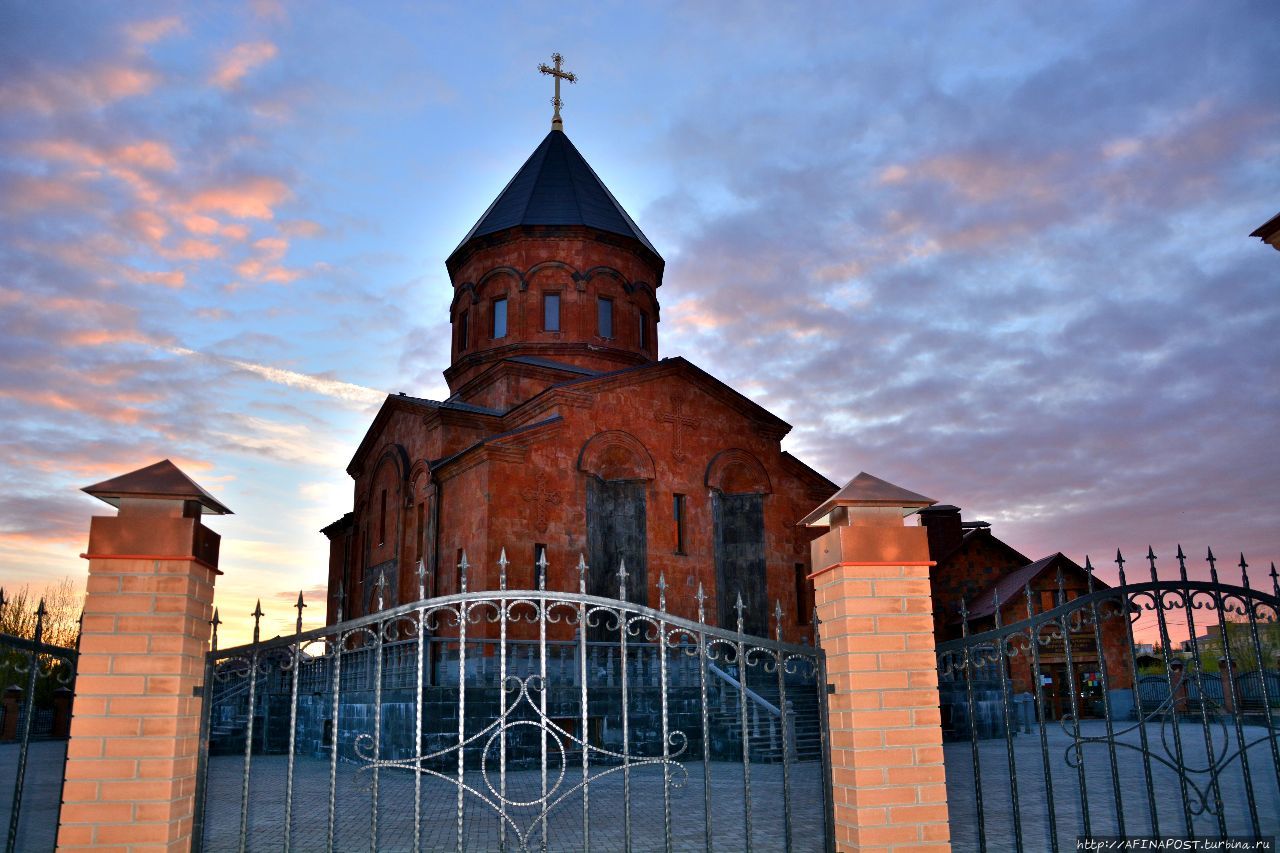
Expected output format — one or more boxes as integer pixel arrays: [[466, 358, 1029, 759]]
[[713, 491, 768, 636], [585, 478, 647, 640]]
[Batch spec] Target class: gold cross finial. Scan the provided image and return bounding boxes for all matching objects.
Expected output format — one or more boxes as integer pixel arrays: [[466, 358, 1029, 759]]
[[538, 52, 577, 131]]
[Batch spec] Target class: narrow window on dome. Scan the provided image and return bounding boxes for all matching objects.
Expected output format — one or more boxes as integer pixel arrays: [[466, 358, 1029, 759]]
[[598, 297, 613, 338], [493, 297, 508, 338], [458, 309, 469, 351], [544, 293, 560, 331], [673, 493, 687, 554], [638, 311, 649, 349], [378, 489, 387, 546]]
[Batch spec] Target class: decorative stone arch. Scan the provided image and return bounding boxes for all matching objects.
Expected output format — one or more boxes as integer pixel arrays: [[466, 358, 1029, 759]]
[[705, 448, 772, 496], [632, 282, 661, 320], [577, 430, 656, 482], [450, 282, 480, 311], [581, 265, 632, 294], [362, 443, 412, 506], [524, 260, 579, 292], [475, 265, 524, 297], [407, 459, 432, 502]]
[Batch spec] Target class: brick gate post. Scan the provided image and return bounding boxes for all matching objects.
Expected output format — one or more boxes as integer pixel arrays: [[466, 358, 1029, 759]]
[[801, 473, 950, 852], [57, 461, 230, 853]]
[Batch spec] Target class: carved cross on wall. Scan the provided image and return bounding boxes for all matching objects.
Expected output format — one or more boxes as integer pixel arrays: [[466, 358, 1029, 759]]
[[521, 483, 562, 532], [658, 396, 700, 463]]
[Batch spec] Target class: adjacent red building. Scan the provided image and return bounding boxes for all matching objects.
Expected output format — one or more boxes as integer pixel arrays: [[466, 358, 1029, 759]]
[[322, 125, 835, 642]]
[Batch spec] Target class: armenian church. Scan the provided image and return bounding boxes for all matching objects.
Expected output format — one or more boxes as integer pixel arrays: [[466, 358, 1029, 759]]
[[322, 62, 836, 641]]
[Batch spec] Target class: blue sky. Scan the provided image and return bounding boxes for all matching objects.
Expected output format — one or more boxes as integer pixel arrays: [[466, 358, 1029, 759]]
[[1, 1, 1276, 643]]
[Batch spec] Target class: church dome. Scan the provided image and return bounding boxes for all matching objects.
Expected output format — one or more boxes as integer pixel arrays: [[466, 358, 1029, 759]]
[[444, 128, 665, 398], [446, 129, 662, 274]]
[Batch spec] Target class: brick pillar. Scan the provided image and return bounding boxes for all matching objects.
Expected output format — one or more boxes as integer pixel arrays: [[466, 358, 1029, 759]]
[[57, 460, 230, 853], [801, 473, 950, 852]]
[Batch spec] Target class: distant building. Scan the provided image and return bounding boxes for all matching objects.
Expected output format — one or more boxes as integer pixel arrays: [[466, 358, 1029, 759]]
[[1251, 211, 1280, 252], [923, 505, 1133, 718]]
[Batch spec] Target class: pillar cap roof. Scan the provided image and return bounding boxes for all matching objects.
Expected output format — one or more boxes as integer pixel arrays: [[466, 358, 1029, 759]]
[[82, 459, 232, 515], [797, 471, 935, 526]]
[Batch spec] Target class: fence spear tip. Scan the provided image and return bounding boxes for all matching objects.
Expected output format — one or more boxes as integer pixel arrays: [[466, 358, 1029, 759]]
[[1175, 543, 1186, 561], [296, 590, 306, 609]]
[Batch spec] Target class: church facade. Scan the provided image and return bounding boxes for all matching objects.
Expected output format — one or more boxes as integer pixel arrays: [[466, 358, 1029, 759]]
[[323, 125, 835, 642]]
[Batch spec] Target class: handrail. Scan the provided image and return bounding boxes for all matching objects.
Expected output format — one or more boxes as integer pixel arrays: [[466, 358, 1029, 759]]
[[707, 661, 781, 717]]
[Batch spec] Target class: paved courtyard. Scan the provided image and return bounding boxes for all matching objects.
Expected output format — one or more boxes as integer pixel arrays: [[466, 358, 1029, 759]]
[[5, 720, 1280, 851], [200, 755, 827, 852], [944, 719, 1280, 851]]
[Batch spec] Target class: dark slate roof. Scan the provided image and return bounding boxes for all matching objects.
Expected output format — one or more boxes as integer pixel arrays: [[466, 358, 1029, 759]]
[[449, 130, 659, 264], [505, 355, 601, 376], [83, 459, 232, 515], [965, 552, 1102, 620]]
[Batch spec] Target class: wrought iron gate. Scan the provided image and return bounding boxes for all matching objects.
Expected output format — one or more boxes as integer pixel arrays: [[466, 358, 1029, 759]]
[[193, 553, 833, 852], [937, 549, 1280, 851], [0, 594, 78, 853]]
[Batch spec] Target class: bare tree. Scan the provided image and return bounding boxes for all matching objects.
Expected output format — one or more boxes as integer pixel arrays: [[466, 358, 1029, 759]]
[[0, 577, 82, 649]]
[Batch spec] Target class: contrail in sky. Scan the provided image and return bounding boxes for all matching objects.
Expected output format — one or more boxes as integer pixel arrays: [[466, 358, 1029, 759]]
[[165, 346, 387, 407]]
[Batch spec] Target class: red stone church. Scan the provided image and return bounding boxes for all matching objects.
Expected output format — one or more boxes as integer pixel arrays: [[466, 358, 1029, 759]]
[[322, 123, 835, 641]]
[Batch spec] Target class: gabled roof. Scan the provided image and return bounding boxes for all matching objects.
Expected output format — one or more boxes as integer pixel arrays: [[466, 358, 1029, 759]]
[[346, 393, 504, 475], [447, 130, 660, 268], [965, 552, 1103, 619], [83, 459, 231, 515]]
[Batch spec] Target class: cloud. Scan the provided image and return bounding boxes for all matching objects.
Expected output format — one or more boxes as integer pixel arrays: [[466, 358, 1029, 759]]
[[124, 16, 185, 47], [189, 177, 290, 219], [166, 346, 386, 407], [211, 41, 279, 89]]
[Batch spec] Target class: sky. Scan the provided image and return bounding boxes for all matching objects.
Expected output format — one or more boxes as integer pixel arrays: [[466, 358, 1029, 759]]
[[1, 1, 1276, 645]]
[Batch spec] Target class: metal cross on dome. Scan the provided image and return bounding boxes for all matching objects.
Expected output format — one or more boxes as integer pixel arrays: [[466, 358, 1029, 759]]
[[538, 52, 577, 131]]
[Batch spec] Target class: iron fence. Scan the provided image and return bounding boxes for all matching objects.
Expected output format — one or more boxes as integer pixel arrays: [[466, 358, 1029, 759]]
[[193, 552, 833, 852], [0, 593, 78, 853], [937, 548, 1280, 852]]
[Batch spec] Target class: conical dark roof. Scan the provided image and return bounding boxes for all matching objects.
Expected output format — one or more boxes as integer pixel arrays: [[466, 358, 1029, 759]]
[[448, 130, 659, 267]]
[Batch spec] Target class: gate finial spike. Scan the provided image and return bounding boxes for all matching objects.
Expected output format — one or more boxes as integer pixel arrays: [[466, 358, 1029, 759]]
[[252, 599, 263, 643], [735, 591, 745, 634], [375, 569, 387, 611], [1175, 545, 1188, 581], [1084, 555, 1096, 593], [695, 582, 706, 623], [416, 558, 427, 601], [774, 599, 784, 641], [992, 585, 1003, 629], [1023, 580, 1036, 619], [958, 597, 970, 639], [617, 558, 628, 601], [211, 608, 221, 651], [459, 550, 469, 593], [1205, 547, 1219, 584], [1115, 550, 1128, 586], [335, 583, 345, 623], [295, 591, 306, 634], [1145, 547, 1159, 582], [657, 573, 667, 611], [577, 553, 587, 595], [1239, 554, 1252, 588], [498, 548, 509, 591], [536, 547, 548, 591], [1270, 562, 1279, 599]]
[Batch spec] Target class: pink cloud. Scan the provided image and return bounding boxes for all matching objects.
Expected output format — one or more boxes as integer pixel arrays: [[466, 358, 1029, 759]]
[[211, 42, 279, 89], [189, 177, 290, 219], [0, 64, 160, 113], [123, 209, 170, 244], [124, 16, 185, 46], [2, 176, 96, 212], [129, 269, 186, 289], [279, 219, 324, 239], [161, 238, 222, 260], [113, 140, 176, 172]]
